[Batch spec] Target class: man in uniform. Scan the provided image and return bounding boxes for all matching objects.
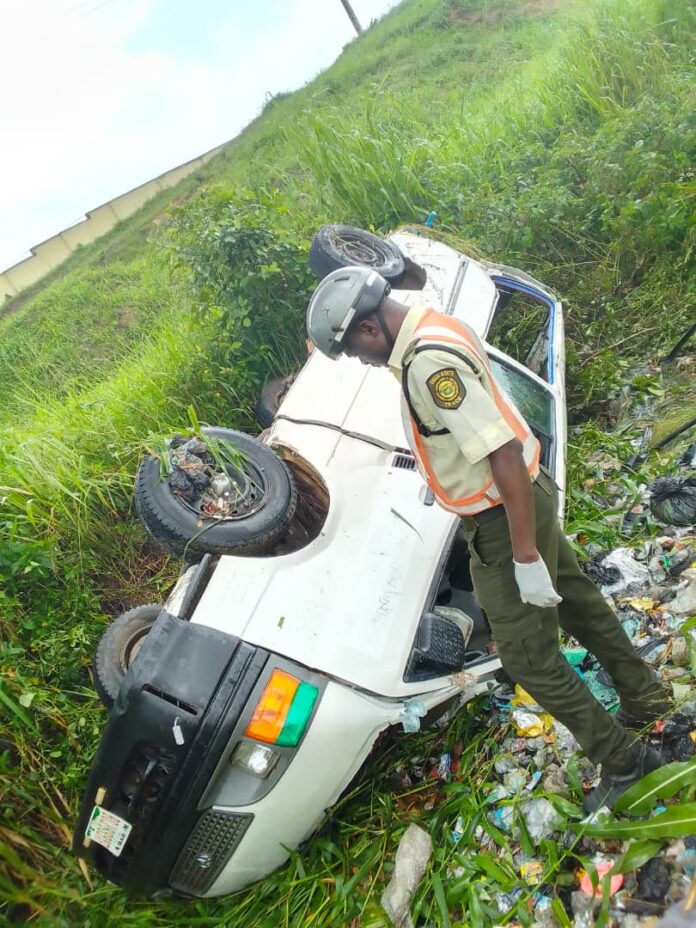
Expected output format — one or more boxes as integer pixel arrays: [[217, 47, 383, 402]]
[[306, 264, 670, 812]]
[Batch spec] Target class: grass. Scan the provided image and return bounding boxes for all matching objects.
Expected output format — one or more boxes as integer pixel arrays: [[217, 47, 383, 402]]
[[0, 0, 694, 923]]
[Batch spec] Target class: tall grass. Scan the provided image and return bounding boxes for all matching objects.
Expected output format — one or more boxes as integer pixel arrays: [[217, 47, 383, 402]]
[[0, 261, 176, 424], [0, 0, 694, 923], [0, 306, 233, 557]]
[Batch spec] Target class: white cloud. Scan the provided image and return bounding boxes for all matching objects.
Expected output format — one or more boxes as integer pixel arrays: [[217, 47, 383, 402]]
[[0, 0, 400, 270]]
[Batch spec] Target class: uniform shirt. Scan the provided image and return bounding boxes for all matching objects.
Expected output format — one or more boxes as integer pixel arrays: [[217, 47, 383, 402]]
[[388, 304, 537, 509]]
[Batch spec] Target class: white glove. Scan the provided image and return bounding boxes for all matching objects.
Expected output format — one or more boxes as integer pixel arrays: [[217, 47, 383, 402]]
[[514, 558, 562, 608]]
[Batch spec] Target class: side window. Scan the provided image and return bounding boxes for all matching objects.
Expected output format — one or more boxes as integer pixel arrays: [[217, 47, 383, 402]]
[[487, 283, 551, 381], [489, 357, 555, 467]]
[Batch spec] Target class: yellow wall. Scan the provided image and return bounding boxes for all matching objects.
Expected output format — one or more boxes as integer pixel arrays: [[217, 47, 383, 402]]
[[0, 145, 222, 302]]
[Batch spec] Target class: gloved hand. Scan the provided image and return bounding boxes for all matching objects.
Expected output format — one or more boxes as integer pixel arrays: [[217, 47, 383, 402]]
[[513, 557, 562, 608]]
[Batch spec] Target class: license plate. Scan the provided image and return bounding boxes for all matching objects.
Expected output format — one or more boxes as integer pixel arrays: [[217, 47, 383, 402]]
[[85, 805, 132, 857]]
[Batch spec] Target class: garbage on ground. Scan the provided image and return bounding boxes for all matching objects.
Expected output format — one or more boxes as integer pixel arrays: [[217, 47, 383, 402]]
[[636, 857, 672, 903], [649, 476, 696, 527], [597, 547, 652, 596], [385, 451, 696, 927], [522, 797, 564, 842], [579, 859, 624, 898], [381, 824, 432, 928], [520, 859, 546, 886], [667, 568, 696, 616], [511, 685, 555, 736], [654, 893, 696, 928]]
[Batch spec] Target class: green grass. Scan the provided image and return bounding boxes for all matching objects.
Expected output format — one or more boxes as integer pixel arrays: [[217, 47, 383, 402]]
[[1, 0, 695, 923]]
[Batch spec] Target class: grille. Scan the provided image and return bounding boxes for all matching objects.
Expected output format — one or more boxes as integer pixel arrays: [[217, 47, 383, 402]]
[[391, 452, 416, 471], [169, 809, 253, 895]]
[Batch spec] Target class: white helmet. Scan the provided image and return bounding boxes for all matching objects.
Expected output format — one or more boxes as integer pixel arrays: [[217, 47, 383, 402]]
[[306, 265, 390, 360]]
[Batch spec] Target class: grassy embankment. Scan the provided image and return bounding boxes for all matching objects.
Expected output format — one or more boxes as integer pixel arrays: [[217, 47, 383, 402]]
[[0, 0, 694, 924]]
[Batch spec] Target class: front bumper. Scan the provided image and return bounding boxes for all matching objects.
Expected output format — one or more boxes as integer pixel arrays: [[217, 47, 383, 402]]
[[73, 610, 270, 896], [74, 610, 399, 898]]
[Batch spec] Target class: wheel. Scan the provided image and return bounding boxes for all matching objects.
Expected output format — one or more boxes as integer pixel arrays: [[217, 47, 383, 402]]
[[135, 427, 297, 556], [93, 604, 161, 708], [255, 374, 295, 429], [309, 225, 405, 283]]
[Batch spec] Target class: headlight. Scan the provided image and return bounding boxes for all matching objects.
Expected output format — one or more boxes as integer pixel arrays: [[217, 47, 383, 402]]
[[230, 741, 280, 779]]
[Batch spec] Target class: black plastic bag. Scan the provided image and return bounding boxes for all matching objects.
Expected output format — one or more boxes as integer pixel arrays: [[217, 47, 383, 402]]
[[649, 475, 696, 526]]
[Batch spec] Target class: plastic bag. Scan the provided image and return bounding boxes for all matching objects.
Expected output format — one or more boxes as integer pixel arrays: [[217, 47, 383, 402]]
[[521, 797, 563, 842], [650, 476, 696, 526], [381, 824, 432, 928]]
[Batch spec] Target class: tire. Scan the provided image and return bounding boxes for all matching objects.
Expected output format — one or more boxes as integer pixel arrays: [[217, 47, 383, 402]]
[[93, 604, 161, 708], [255, 374, 296, 429], [135, 427, 297, 556], [309, 225, 405, 283]]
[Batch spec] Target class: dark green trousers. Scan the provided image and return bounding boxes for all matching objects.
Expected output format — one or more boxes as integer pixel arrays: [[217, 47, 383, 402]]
[[459, 468, 670, 774]]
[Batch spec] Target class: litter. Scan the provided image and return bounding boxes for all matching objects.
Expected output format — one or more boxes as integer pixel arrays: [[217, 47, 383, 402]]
[[667, 569, 696, 616], [521, 859, 546, 886], [381, 824, 432, 928], [511, 686, 554, 736], [504, 768, 529, 794], [653, 890, 696, 927], [513, 709, 554, 737], [583, 668, 620, 710], [636, 857, 672, 904], [542, 763, 570, 797], [521, 797, 563, 842], [598, 548, 652, 596], [491, 806, 514, 833], [436, 752, 452, 780], [495, 755, 520, 775], [649, 476, 696, 527], [552, 720, 580, 759], [580, 859, 623, 898], [571, 889, 595, 928]]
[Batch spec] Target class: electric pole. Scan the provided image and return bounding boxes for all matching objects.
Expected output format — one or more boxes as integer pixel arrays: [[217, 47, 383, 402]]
[[339, 0, 363, 35]]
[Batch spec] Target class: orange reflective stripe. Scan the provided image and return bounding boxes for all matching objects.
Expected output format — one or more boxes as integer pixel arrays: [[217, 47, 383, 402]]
[[406, 309, 540, 511], [411, 329, 529, 443], [410, 417, 497, 507]]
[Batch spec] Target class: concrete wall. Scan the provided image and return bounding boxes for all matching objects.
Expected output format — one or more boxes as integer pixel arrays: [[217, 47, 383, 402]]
[[0, 144, 223, 303]]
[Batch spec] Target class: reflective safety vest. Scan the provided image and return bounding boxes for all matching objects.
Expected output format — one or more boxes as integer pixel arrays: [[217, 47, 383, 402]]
[[400, 308, 540, 515]]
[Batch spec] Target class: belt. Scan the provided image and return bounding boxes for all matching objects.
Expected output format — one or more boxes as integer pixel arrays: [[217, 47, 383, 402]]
[[464, 473, 544, 524], [467, 502, 506, 524]]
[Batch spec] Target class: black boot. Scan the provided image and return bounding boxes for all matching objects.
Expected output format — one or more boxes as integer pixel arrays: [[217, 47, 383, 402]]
[[583, 744, 663, 814]]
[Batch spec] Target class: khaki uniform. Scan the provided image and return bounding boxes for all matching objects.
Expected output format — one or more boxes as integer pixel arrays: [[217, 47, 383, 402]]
[[389, 305, 670, 774]]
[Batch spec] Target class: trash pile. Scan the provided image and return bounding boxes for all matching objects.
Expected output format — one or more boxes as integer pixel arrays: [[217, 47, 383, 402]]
[[165, 436, 250, 518], [381, 456, 695, 928]]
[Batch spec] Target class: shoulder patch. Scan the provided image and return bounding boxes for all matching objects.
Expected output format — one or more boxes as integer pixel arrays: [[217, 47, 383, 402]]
[[426, 368, 466, 409]]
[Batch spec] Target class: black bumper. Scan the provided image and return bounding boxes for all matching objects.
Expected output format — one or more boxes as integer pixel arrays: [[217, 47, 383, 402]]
[[73, 611, 267, 896]]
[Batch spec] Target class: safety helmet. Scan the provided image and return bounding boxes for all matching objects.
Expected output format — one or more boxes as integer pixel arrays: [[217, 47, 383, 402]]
[[306, 265, 391, 360]]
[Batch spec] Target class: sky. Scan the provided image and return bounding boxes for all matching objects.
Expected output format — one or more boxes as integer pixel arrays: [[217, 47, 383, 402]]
[[0, 0, 401, 271]]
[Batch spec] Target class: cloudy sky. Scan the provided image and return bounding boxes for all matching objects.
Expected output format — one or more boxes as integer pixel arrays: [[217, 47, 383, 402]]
[[0, 0, 400, 271]]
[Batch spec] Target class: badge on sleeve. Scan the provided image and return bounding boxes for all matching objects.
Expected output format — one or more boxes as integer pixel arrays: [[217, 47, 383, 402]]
[[426, 368, 466, 409]]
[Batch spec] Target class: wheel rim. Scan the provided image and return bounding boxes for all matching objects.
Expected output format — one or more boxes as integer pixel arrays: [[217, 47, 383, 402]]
[[175, 457, 270, 522], [328, 230, 390, 268], [119, 625, 153, 674]]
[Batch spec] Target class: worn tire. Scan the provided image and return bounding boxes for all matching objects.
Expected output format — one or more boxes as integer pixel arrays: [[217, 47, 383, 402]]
[[309, 225, 405, 283], [135, 427, 297, 556], [255, 374, 296, 429], [93, 604, 161, 708]]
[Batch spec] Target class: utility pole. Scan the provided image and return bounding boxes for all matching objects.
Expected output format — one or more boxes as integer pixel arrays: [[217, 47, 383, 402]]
[[339, 0, 363, 35]]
